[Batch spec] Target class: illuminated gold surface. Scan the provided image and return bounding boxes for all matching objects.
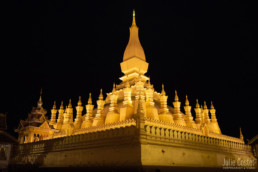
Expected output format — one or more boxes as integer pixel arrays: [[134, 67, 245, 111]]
[[13, 11, 256, 169]]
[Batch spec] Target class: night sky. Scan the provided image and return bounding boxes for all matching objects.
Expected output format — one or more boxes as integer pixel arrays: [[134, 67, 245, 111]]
[[2, 1, 257, 141]]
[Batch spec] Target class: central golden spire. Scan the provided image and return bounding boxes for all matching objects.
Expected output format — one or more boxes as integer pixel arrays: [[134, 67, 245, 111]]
[[123, 10, 146, 61], [120, 10, 149, 82]]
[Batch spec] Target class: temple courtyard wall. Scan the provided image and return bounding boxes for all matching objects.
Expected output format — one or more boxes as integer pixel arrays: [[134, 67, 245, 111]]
[[11, 126, 141, 168], [10, 125, 257, 170]]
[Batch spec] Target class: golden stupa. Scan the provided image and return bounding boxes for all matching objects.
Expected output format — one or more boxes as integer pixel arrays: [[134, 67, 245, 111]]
[[12, 11, 256, 170]]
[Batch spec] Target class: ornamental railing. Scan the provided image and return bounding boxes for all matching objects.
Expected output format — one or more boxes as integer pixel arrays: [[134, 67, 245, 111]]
[[74, 119, 136, 135], [53, 119, 136, 138], [143, 122, 251, 153], [145, 118, 244, 144]]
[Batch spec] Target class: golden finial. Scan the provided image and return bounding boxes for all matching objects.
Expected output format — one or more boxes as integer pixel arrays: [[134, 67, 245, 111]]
[[88, 93, 92, 105], [60, 101, 64, 109], [99, 89, 103, 100], [112, 83, 116, 93], [204, 101, 207, 109], [132, 9, 136, 26], [53, 101, 56, 109], [64, 106, 68, 113], [210, 101, 214, 109], [78, 96, 82, 106], [161, 84, 166, 95], [196, 99, 200, 108], [37, 88, 43, 108], [174, 90, 179, 101], [68, 99, 72, 108], [240, 128, 244, 140], [185, 95, 189, 106]]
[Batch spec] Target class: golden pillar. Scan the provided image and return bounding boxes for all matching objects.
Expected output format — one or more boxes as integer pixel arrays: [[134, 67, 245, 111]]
[[49, 101, 57, 126], [120, 81, 134, 121], [194, 99, 202, 129], [81, 93, 94, 128], [145, 80, 159, 120], [105, 84, 120, 124], [74, 96, 84, 129], [210, 102, 222, 134], [159, 84, 174, 123], [62, 99, 74, 135], [56, 101, 64, 130], [92, 89, 105, 126], [184, 95, 197, 129], [173, 91, 186, 126]]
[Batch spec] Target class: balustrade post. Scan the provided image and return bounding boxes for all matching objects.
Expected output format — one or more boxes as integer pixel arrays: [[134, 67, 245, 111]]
[[151, 126, 155, 136], [165, 129, 169, 138], [156, 127, 160, 137], [178, 131, 181, 140], [146, 126, 150, 135], [161, 128, 164, 137], [169, 130, 173, 138], [174, 130, 177, 139]]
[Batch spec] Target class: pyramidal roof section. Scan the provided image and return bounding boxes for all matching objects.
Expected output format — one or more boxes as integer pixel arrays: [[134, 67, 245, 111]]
[[123, 10, 146, 62]]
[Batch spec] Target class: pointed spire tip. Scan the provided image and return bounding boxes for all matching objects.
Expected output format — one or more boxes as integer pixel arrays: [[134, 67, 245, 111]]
[[211, 101, 214, 109], [68, 99, 72, 108], [37, 88, 43, 108], [161, 84, 166, 95], [132, 9, 136, 26], [174, 90, 179, 101], [78, 96, 82, 106], [88, 92, 92, 105], [53, 101, 56, 109], [60, 101, 64, 109], [196, 99, 200, 108], [185, 95, 189, 106], [204, 101, 207, 109], [99, 89, 104, 100]]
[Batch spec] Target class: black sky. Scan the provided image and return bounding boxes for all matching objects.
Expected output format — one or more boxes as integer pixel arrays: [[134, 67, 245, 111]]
[[2, 1, 257, 141]]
